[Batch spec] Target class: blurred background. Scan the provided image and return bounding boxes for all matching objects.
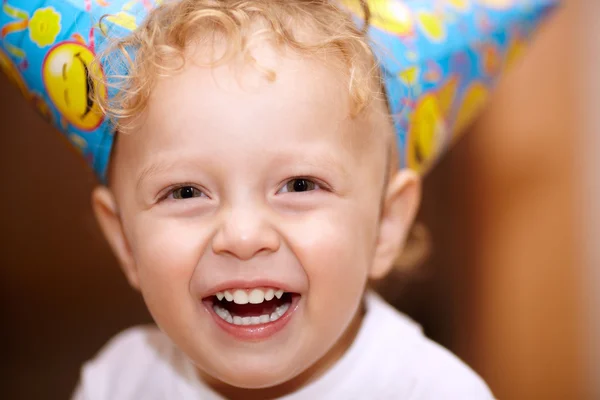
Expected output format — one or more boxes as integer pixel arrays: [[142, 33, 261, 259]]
[[0, 0, 597, 398]]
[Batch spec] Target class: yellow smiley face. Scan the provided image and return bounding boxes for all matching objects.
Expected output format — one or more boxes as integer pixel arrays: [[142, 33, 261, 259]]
[[340, 0, 414, 36], [43, 42, 106, 131], [407, 94, 446, 173], [0, 49, 28, 97]]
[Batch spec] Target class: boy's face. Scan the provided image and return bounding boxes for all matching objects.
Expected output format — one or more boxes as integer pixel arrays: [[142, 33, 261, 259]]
[[94, 43, 419, 391]]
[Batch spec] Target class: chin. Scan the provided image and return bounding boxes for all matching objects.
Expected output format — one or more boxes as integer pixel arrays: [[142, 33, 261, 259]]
[[199, 356, 306, 390]]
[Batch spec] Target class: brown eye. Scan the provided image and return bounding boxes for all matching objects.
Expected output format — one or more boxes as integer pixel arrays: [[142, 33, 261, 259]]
[[171, 186, 203, 199], [283, 179, 317, 193]]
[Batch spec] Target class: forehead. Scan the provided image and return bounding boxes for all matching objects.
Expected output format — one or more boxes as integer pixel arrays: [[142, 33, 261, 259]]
[[115, 42, 388, 180], [155, 46, 349, 139]]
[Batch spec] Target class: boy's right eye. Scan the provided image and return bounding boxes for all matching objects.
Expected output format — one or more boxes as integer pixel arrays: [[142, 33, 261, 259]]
[[169, 186, 205, 200]]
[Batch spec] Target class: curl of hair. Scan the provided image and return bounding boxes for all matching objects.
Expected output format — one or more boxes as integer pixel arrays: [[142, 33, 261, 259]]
[[92, 0, 384, 133]]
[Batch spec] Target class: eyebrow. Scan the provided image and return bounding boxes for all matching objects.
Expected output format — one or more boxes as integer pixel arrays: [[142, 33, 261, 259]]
[[263, 147, 351, 176], [136, 160, 179, 190], [298, 155, 350, 178], [136, 151, 351, 190]]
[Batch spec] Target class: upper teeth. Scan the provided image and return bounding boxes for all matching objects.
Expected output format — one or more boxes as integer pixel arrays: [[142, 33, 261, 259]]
[[215, 288, 284, 304]]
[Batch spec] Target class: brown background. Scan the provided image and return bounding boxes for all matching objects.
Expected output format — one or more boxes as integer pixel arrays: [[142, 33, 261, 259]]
[[0, 1, 587, 398]]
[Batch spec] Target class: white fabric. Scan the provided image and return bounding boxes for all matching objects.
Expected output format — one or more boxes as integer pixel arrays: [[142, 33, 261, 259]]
[[73, 292, 494, 399]]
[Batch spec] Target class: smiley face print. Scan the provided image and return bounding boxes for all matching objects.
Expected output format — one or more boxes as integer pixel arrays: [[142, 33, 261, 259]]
[[42, 41, 106, 131]]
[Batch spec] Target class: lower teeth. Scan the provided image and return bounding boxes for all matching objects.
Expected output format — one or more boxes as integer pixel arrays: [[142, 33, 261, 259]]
[[213, 302, 290, 325]]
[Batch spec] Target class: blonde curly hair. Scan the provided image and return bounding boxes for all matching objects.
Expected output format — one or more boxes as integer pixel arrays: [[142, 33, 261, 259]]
[[95, 0, 387, 132]]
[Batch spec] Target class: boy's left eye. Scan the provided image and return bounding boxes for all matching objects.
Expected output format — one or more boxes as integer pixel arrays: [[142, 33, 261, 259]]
[[169, 186, 205, 200], [278, 178, 320, 194]]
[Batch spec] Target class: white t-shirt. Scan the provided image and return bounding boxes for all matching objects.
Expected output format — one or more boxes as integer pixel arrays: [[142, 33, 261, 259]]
[[73, 292, 493, 399]]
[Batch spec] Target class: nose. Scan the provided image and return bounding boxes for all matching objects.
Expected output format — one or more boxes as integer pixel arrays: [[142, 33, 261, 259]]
[[211, 203, 280, 260]]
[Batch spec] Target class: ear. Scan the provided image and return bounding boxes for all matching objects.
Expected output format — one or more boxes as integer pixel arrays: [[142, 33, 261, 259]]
[[91, 186, 140, 290], [370, 169, 421, 280]]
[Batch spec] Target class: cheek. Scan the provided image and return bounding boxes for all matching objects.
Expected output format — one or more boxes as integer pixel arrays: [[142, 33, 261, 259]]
[[135, 219, 201, 274], [284, 203, 379, 317], [299, 218, 368, 279], [128, 216, 211, 321]]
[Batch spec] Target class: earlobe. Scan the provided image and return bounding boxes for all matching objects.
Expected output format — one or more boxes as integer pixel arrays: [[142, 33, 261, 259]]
[[91, 186, 140, 290], [370, 169, 421, 280]]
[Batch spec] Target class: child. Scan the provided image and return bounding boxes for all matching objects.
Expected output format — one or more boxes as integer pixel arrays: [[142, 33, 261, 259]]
[[0, 0, 555, 398], [77, 2, 490, 398]]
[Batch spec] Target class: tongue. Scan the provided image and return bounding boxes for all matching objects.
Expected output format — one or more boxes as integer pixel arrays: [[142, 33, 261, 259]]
[[225, 298, 285, 317]]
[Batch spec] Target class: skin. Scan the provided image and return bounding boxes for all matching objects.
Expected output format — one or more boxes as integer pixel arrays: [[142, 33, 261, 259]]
[[91, 41, 420, 398]]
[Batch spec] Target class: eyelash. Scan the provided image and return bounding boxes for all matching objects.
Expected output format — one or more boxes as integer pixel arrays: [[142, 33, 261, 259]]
[[161, 177, 326, 202], [163, 184, 208, 201], [277, 177, 323, 194]]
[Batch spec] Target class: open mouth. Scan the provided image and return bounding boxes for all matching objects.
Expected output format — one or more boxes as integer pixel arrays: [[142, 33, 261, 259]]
[[204, 288, 299, 327]]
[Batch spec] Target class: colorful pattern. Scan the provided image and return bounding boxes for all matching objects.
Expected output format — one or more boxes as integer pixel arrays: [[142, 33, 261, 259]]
[[0, 0, 557, 180]]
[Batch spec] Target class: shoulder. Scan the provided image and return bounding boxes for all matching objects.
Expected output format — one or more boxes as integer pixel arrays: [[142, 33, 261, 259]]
[[363, 293, 494, 399], [73, 325, 183, 400], [406, 337, 494, 399], [90, 325, 172, 363]]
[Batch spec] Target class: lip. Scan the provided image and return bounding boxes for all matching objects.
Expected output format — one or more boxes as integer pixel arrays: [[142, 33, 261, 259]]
[[203, 294, 301, 341]]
